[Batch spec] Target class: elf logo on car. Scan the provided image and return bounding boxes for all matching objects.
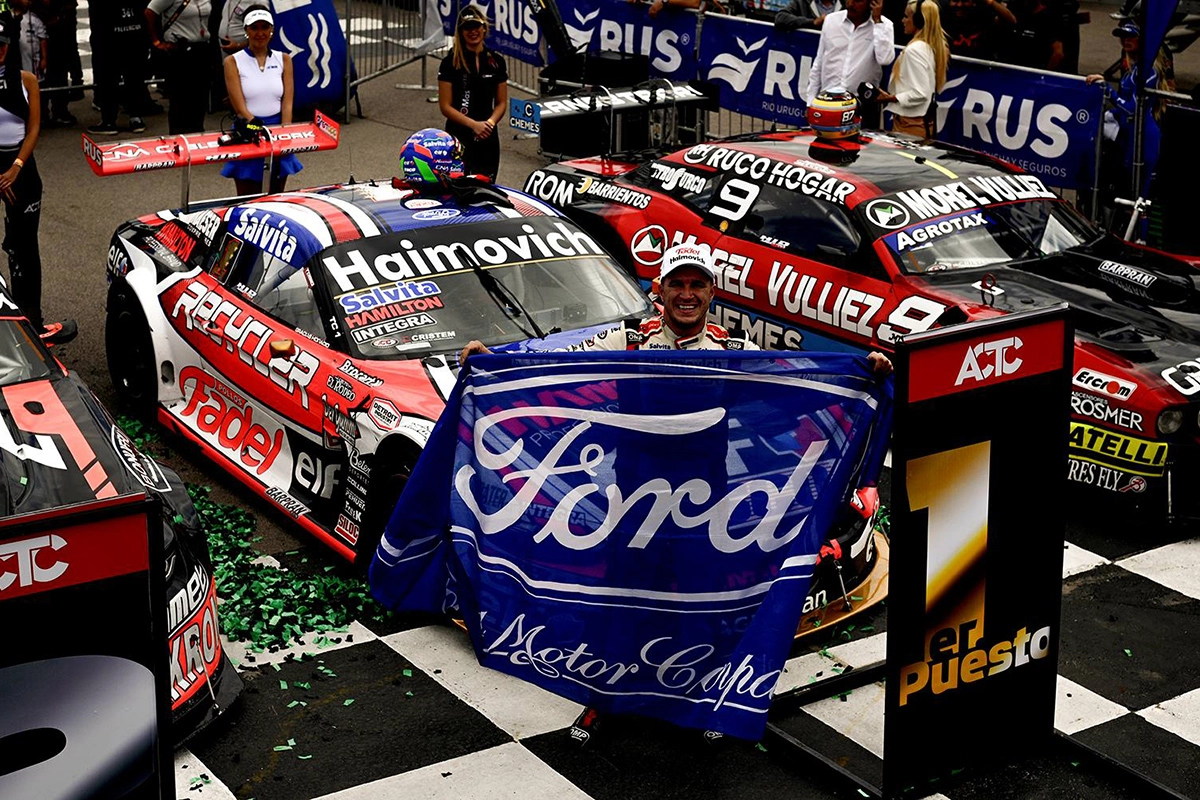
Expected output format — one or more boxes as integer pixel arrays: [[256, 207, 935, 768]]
[[368, 399, 401, 431], [955, 336, 1022, 385], [1073, 368, 1135, 400], [177, 366, 289, 479], [631, 224, 669, 265], [0, 535, 67, 592]]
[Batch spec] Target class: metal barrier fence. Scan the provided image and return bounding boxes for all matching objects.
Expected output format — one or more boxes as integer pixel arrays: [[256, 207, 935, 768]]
[[344, 0, 445, 118]]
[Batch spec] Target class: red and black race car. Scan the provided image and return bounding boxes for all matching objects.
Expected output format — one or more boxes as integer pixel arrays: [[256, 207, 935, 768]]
[[522, 130, 1200, 520], [0, 278, 240, 741]]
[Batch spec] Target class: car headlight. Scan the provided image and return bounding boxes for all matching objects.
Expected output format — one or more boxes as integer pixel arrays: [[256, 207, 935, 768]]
[[1158, 408, 1184, 436]]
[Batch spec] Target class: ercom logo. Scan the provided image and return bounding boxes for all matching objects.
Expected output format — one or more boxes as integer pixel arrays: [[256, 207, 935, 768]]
[[0, 535, 67, 592], [955, 336, 1023, 386], [1073, 368, 1135, 400]]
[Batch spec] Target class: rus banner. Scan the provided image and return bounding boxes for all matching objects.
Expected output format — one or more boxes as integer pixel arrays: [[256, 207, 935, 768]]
[[557, 0, 700, 79], [700, 15, 819, 126], [933, 58, 1105, 190], [370, 351, 891, 738]]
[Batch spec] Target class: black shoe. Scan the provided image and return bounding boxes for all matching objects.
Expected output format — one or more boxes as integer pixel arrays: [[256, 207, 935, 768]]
[[87, 122, 120, 136], [701, 729, 726, 745], [40, 320, 78, 346], [568, 707, 602, 747], [129, 116, 146, 133]]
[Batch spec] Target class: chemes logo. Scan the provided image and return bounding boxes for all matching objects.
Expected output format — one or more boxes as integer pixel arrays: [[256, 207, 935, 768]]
[[709, 36, 767, 93], [0, 535, 67, 592], [955, 336, 1023, 386], [631, 225, 669, 265], [863, 199, 911, 230], [1072, 368, 1135, 400]]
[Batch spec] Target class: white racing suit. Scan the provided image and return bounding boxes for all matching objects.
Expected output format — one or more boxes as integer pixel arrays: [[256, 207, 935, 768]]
[[569, 316, 758, 351]]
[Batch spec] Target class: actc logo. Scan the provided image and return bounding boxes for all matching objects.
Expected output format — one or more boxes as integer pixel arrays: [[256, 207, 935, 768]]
[[955, 336, 1023, 386], [0, 535, 67, 592]]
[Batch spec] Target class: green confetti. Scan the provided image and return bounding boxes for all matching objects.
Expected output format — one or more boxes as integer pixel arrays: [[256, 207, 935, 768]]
[[298, 755, 313, 760], [1124, 649, 1133, 657], [755, 743, 767, 752], [273, 745, 292, 752], [402, 669, 413, 678], [344, 698, 355, 706], [405, 691, 414, 697], [287, 701, 300, 708], [272, 663, 281, 672], [19, 476, 27, 485], [287, 738, 296, 746], [850, 595, 863, 602], [295, 681, 311, 690], [857, 790, 869, 798], [279, 680, 288, 690], [860, 626, 875, 632]]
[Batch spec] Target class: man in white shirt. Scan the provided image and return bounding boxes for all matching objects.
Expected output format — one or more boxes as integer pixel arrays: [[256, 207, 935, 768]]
[[804, 0, 895, 126]]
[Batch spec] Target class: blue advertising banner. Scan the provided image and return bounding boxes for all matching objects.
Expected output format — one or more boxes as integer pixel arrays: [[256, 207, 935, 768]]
[[700, 15, 819, 125], [274, 0, 351, 108], [934, 59, 1105, 189], [700, 14, 1103, 188], [453, 0, 546, 66], [557, 0, 699, 79], [370, 351, 892, 738]]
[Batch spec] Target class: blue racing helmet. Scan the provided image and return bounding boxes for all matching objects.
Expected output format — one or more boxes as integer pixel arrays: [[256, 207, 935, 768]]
[[398, 128, 465, 184]]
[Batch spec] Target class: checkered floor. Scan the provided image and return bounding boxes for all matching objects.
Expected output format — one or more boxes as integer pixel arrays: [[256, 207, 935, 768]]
[[172, 510, 1200, 800]]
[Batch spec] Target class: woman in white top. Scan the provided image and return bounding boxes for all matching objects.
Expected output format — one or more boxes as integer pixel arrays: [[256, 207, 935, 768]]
[[877, 0, 949, 139], [222, 5, 302, 196]]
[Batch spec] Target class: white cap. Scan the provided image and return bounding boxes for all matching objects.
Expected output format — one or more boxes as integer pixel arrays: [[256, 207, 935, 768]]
[[244, 8, 274, 27], [660, 243, 716, 282]]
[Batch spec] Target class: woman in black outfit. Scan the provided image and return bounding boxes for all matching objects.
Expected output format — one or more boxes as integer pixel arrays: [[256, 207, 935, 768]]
[[437, 5, 507, 181]]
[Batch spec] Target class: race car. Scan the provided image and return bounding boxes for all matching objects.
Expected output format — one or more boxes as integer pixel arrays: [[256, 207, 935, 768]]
[[0, 280, 241, 742], [522, 130, 1200, 520], [101, 168, 659, 565]]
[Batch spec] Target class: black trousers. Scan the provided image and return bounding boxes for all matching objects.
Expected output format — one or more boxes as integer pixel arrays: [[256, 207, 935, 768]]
[[94, 39, 152, 123], [164, 43, 211, 134], [0, 148, 44, 328], [448, 121, 501, 182]]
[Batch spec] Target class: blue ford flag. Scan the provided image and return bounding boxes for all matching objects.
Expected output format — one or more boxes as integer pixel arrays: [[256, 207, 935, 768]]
[[273, 0, 350, 108], [370, 350, 891, 739]]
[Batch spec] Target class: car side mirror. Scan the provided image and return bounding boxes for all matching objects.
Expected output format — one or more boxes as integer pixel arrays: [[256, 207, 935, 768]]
[[269, 338, 296, 359]]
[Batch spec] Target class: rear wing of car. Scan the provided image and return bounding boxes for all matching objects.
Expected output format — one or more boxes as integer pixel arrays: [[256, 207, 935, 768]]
[[81, 111, 341, 209]]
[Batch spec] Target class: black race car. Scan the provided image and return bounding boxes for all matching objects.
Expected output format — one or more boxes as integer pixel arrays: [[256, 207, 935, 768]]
[[0, 281, 241, 741]]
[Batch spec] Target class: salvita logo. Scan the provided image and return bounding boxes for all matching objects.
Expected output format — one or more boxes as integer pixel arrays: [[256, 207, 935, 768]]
[[457, 404, 828, 554], [955, 336, 1023, 386]]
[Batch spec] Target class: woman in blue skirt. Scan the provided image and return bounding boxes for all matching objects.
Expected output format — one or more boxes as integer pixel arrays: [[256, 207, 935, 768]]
[[221, 5, 302, 196]]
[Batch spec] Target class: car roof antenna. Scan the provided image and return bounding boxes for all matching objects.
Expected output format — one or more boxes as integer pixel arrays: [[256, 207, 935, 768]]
[[347, 143, 355, 185]]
